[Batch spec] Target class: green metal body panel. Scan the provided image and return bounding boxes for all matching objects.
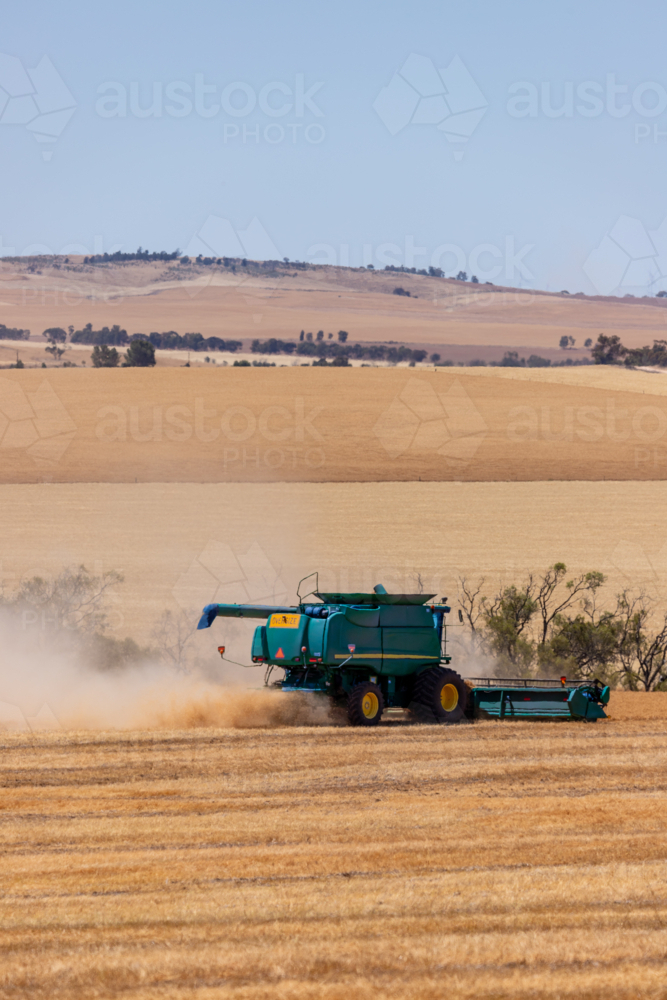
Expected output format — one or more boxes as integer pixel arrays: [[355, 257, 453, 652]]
[[305, 617, 326, 658], [323, 611, 383, 668], [251, 627, 268, 660]]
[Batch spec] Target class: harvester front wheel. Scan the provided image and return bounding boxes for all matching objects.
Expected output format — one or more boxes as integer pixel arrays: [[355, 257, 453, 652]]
[[347, 681, 384, 727], [412, 667, 467, 724]]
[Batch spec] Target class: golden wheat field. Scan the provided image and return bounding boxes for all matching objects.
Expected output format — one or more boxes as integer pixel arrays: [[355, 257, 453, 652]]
[[2, 365, 667, 484], [0, 480, 666, 638], [2, 695, 667, 1000]]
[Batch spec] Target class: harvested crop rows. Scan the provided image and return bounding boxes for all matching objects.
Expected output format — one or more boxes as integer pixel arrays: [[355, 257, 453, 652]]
[[2, 696, 667, 999]]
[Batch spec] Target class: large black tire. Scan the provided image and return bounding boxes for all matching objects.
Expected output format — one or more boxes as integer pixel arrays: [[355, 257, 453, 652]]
[[411, 667, 467, 724], [347, 681, 384, 727]]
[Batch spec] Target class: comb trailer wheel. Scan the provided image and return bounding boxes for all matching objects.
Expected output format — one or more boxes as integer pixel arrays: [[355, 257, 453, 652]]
[[347, 681, 384, 727], [412, 667, 467, 724]]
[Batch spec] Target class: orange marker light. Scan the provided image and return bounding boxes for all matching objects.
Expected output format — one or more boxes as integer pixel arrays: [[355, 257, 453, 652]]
[[218, 646, 226, 657], [560, 676, 566, 686]]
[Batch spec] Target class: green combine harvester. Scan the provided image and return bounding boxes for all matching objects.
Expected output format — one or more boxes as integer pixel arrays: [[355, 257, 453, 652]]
[[197, 578, 610, 726]]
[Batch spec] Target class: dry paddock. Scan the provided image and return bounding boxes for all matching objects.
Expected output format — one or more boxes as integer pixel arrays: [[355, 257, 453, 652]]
[[2, 692, 667, 999]]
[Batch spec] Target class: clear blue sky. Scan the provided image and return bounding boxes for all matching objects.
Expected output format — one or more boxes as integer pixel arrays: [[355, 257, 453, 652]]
[[2, 0, 667, 295]]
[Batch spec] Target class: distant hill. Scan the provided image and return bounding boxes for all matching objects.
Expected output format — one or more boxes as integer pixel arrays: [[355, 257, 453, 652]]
[[1, 255, 666, 360]]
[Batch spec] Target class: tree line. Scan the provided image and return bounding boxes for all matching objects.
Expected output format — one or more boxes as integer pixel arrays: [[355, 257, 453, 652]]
[[593, 334, 667, 366], [251, 336, 428, 364], [83, 248, 182, 264], [68, 323, 241, 353], [457, 563, 667, 690], [0, 324, 30, 340]]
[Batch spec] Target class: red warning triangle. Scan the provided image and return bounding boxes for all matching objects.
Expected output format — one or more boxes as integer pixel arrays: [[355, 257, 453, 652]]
[[276, 648, 285, 658]]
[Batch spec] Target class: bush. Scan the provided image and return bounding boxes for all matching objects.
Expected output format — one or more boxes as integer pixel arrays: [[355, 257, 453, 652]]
[[233, 359, 251, 366], [123, 339, 156, 367], [91, 344, 120, 368], [527, 355, 551, 367], [592, 333, 626, 365], [393, 287, 410, 296], [499, 351, 525, 367]]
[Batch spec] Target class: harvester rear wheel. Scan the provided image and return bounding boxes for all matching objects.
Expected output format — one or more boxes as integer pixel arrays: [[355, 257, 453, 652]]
[[347, 681, 384, 727], [412, 667, 467, 724]]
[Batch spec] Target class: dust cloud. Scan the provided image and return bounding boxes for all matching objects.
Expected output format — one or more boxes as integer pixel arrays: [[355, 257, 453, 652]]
[[0, 613, 333, 732]]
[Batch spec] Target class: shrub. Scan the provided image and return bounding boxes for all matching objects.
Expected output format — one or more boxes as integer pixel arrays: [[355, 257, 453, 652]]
[[123, 339, 156, 367], [91, 344, 120, 367], [592, 333, 626, 365]]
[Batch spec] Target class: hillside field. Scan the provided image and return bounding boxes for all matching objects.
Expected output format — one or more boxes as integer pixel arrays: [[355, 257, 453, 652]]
[[2, 257, 667, 361], [1, 365, 667, 484]]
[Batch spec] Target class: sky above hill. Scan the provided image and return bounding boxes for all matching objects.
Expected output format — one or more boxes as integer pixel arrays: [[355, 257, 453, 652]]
[[2, 0, 667, 296]]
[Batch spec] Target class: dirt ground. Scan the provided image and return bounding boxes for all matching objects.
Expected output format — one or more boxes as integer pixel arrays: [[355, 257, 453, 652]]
[[2, 699, 667, 999]]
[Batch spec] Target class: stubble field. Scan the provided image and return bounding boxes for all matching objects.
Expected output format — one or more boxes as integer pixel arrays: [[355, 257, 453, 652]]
[[3, 699, 667, 999]]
